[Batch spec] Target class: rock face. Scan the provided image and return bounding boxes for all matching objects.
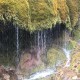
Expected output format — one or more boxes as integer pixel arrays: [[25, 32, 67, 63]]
[[0, 0, 79, 31], [0, 65, 18, 80]]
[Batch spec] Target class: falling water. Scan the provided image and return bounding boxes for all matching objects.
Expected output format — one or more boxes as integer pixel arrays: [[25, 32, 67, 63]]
[[37, 31, 41, 59], [43, 30, 47, 65], [22, 30, 53, 80], [62, 48, 71, 67], [63, 30, 71, 67], [35, 30, 47, 60], [16, 27, 19, 65], [41, 31, 44, 53], [24, 68, 56, 80]]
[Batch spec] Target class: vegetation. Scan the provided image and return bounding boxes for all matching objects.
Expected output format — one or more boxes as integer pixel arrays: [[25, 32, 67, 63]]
[[47, 48, 66, 67], [66, 0, 79, 28], [67, 40, 77, 50], [0, 0, 79, 31], [72, 24, 80, 41]]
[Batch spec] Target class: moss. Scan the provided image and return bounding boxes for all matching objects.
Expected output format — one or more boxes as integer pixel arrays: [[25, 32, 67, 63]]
[[67, 40, 77, 50], [0, 0, 79, 31], [66, 0, 79, 28], [72, 25, 80, 41], [0, 51, 15, 66], [47, 47, 66, 67], [31, 62, 45, 74]]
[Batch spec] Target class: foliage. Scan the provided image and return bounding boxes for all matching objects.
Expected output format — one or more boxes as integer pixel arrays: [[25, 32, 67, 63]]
[[47, 47, 66, 67], [0, 0, 79, 31], [72, 24, 80, 41], [67, 40, 77, 50], [66, 0, 79, 28]]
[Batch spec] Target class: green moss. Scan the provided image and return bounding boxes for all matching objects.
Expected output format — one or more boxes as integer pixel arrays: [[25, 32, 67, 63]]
[[31, 62, 45, 74], [72, 25, 80, 41], [47, 48, 66, 67], [66, 0, 79, 28], [0, 0, 79, 31], [73, 31, 80, 41], [65, 16, 72, 31]]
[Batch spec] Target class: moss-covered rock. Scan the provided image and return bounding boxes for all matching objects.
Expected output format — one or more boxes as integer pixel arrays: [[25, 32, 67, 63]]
[[72, 26, 80, 41], [70, 44, 80, 73], [67, 40, 77, 50], [66, 0, 79, 28], [47, 47, 66, 67], [0, 0, 79, 31]]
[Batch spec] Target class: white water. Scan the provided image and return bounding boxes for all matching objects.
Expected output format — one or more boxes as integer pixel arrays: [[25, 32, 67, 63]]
[[43, 31, 47, 54], [37, 31, 47, 54], [41, 31, 44, 53], [37, 31, 40, 50], [16, 27, 19, 64], [62, 30, 72, 67], [36, 31, 47, 58], [62, 48, 71, 67], [24, 68, 55, 80]]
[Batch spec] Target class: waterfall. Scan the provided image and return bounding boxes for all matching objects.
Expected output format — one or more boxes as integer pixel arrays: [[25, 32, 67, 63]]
[[37, 31, 41, 59], [16, 27, 19, 65], [41, 31, 44, 53], [34, 30, 47, 65], [62, 48, 71, 67], [24, 68, 56, 80], [36, 30, 47, 60], [16, 27, 19, 55], [43, 30, 47, 65], [62, 30, 71, 67], [43, 31, 47, 54], [40, 30, 47, 54], [17, 24, 74, 80], [37, 31, 40, 51]]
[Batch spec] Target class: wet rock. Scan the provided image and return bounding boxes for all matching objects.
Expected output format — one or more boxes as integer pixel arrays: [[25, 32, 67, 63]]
[[0, 65, 9, 80], [47, 48, 66, 67], [2, 73, 10, 80], [8, 70, 18, 80], [0, 65, 18, 80]]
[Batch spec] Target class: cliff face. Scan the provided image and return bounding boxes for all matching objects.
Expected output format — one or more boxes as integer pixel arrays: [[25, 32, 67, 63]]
[[0, 0, 79, 31]]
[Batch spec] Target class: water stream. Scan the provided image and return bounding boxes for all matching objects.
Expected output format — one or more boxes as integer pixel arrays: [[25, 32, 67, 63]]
[[37, 30, 47, 54], [62, 48, 71, 67], [24, 68, 56, 80], [62, 30, 72, 67], [16, 27, 19, 65], [37, 31, 40, 51]]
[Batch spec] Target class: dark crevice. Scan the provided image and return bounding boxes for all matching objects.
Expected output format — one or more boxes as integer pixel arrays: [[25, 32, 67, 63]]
[[0, 22, 68, 66]]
